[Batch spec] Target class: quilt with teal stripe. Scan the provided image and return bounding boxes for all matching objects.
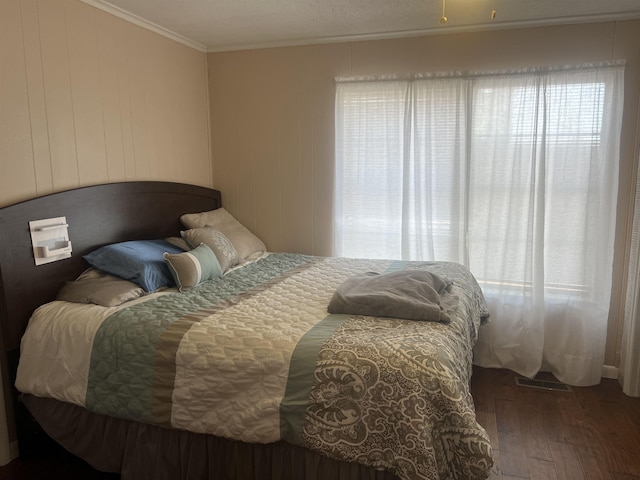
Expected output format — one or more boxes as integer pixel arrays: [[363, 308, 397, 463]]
[[24, 253, 493, 480]]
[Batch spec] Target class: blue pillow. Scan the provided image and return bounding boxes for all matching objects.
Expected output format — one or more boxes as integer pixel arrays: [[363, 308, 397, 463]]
[[83, 240, 184, 292]]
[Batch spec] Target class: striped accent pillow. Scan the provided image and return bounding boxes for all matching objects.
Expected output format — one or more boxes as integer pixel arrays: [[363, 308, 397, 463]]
[[164, 243, 222, 292]]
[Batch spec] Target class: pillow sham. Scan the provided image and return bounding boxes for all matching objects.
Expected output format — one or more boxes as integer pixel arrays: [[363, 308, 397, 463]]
[[180, 208, 266, 261], [164, 243, 222, 292], [181, 227, 239, 272], [56, 268, 145, 307], [83, 239, 184, 292]]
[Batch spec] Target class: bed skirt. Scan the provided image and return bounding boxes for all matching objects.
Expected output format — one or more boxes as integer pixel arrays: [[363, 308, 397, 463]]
[[21, 394, 399, 480]]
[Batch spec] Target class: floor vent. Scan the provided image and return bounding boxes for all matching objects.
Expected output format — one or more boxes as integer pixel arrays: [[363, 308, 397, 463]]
[[515, 377, 571, 392]]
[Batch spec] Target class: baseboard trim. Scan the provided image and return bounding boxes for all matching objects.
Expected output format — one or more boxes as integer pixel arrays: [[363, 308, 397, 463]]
[[602, 364, 619, 380]]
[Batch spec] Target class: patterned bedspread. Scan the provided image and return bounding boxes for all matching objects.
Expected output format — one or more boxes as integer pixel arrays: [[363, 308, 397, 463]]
[[16, 253, 493, 480]]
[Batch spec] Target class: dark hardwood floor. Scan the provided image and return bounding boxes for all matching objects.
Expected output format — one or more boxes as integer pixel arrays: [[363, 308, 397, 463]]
[[471, 366, 640, 480], [1, 366, 638, 479]]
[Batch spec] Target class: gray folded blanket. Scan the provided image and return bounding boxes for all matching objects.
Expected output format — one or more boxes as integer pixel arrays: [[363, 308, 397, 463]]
[[328, 270, 458, 323]]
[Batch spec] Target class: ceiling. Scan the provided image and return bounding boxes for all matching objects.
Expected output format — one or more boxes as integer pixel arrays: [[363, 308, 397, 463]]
[[83, 0, 640, 52]]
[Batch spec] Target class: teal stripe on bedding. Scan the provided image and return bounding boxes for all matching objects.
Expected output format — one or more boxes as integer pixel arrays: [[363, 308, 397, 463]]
[[85, 253, 316, 424], [280, 314, 351, 446]]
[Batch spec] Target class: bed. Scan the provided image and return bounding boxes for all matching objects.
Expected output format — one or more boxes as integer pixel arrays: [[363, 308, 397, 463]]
[[0, 181, 493, 480]]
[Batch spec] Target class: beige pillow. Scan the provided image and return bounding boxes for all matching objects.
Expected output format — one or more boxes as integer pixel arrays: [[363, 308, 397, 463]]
[[164, 236, 190, 251], [181, 227, 239, 272], [57, 268, 145, 307], [180, 208, 266, 261]]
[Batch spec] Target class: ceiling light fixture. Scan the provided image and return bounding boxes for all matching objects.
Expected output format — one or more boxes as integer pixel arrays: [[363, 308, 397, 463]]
[[440, 0, 448, 24], [438, 0, 497, 25]]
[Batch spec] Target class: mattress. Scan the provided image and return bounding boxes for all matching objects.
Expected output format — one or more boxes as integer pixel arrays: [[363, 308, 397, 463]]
[[16, 253, 492, 480]]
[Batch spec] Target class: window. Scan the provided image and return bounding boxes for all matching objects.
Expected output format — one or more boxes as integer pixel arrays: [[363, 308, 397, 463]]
[[335, 64, 624, 385]]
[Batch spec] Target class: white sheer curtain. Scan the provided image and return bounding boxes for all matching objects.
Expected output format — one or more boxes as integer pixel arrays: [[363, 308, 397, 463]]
[[334, 63, 624, 386], [621, 145, 640, 397]]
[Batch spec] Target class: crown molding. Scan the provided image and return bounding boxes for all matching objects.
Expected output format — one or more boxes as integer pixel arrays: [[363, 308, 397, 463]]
[[78, 1, 640, 54], [206, 10, 640, 53], [79, 0, 207, 52]]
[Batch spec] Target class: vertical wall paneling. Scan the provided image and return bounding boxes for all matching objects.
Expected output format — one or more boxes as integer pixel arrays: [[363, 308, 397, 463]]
[[0, 0, 211, 211], [158, 42, 182, 183], [126, 26, 150, 179], [142, 29, 170, 180], [167, 42, 186, 182], [0, 0, 38, 203], [37, 0, 80, 191], [114, 18, 136, 181], [19, 0, 54, 196], [95, 10, 126, 181], [65, 0, 108, 185]]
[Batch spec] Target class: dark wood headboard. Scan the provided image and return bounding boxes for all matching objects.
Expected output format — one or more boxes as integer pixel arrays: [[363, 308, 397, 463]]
[[0, 181, 222, 354]]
